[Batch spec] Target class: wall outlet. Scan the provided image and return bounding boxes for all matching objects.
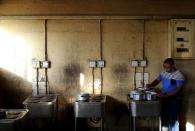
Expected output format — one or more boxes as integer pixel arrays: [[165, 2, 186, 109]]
[[97, 60, 105, 68], [140, 60, 147, 67], [41, 61, 51, 68], [89, 60, 96, 68], [131, 60, 139, 67], [32, 60, 41, 68]]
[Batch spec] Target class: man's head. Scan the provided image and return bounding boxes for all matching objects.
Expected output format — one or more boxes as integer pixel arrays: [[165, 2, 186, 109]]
[[163, 58, 175, 73]]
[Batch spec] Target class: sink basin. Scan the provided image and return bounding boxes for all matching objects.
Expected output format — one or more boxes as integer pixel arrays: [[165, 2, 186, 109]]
[[74, 95, 106, 118], [23, 95, 57, 118], [0, 109, 29, 131]]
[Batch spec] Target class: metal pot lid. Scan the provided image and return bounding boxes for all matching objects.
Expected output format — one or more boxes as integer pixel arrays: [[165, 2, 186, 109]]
[[77, 93, 90, 101], [77, 93, 89, 97]]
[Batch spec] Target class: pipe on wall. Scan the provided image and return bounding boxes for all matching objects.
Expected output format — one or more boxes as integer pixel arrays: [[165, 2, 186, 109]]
[[99, 19, 104, 94], [44, 20, 49, 94]]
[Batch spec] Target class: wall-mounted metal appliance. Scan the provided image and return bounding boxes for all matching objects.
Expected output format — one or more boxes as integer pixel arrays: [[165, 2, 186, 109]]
[[74, 94, 106, 131], [23, 95, 57, 119], [0, 109, 29, 131]]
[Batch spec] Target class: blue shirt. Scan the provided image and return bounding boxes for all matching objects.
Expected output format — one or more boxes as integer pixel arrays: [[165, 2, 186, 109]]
[[159, 70, 185, 94]]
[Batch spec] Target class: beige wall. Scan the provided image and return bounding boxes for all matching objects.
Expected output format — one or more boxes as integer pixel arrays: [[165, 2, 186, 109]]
[[0, 20, 45, 108], [102, 20, 144, 101], [0, 19, 194, 130], [1, 0, 195, 16]]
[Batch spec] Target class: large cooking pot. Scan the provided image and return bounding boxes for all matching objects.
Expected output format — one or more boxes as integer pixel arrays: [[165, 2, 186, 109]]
[[146, 91, 158, 101], [132, 92, 146, 101], [77, 93, 90, 102], [129, 90, 138, 99]]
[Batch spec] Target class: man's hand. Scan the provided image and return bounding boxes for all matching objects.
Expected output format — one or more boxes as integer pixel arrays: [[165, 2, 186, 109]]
[[157, 92, 168, 98], [145, 84, 151, 89]]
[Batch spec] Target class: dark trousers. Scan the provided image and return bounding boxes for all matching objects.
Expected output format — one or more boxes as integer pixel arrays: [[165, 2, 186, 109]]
[[161, 97, 181, 131]]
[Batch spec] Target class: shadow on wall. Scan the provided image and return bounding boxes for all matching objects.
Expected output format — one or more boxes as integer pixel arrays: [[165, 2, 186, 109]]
[[53, 63, 83, 131], [112, 64, 129, 94], [63, 63, 83, 98], [113, 64, 128, 75], [0, 68, 31, 108]]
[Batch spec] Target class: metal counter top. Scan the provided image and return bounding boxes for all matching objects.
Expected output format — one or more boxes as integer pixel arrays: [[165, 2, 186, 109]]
[[0, 109, 29, 131], [23, 95, 58, 118]]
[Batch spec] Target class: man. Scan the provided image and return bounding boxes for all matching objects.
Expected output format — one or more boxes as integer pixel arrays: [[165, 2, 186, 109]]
[[147, 58, 185, 131]]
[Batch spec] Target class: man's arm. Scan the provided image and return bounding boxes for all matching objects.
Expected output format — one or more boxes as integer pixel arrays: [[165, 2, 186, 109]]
[[147, 78, 161, 88]]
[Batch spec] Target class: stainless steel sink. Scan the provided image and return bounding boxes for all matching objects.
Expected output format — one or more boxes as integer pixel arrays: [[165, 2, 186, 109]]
[[130, 100, 161, 117], [23, 95, 57, 118], [0, 109, 29, 131], [74, 95, 106, 118]]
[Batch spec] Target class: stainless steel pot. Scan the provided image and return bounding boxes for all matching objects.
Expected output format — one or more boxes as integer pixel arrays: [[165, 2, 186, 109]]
[[146, 92, 158, 101], [129, 90, 138, 99], [132, 92, 146, 101], [77, 93, 90, 102]]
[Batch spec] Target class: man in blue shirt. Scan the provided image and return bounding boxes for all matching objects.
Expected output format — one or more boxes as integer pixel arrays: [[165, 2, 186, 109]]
[[147, 58, 185, 131]]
